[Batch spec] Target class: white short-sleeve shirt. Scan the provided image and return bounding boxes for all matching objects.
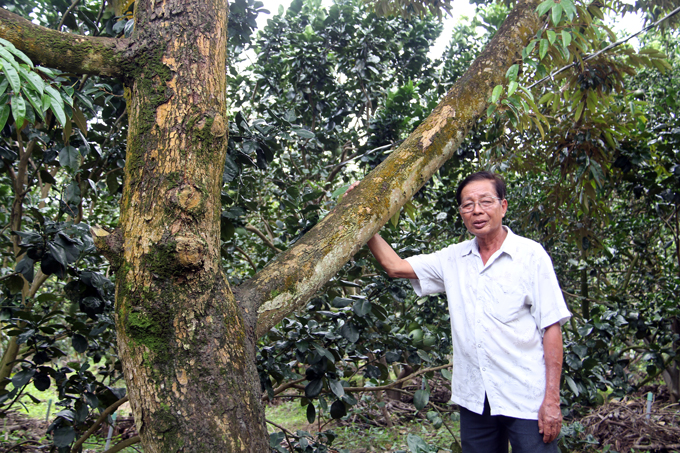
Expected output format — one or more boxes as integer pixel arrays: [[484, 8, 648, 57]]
[[405, 227, 571, 419]]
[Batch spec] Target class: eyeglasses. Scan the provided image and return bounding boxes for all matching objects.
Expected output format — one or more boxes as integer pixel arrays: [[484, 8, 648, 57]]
[[459, 197, 502, 214]]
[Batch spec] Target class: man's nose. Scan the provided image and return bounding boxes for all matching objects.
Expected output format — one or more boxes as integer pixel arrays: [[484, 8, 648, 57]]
[[471, 201, 484, 213]]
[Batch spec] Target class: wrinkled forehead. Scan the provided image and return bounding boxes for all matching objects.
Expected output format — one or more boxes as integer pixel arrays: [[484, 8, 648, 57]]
[[460, 180, 498, 200]]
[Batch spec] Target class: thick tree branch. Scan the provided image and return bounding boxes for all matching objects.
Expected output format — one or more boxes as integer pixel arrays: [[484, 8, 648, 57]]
[[238, 0, 544, 338], [0, 8, 129, 77]]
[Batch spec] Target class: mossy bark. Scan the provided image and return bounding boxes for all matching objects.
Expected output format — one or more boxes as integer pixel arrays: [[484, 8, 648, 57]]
[[109, 0, 266, 450], [0, 8, 127, 77], [242, 0, 543, 338]]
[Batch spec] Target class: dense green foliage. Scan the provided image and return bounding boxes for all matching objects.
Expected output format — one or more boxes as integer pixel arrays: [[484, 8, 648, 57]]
[[0, 0, 678, 451]]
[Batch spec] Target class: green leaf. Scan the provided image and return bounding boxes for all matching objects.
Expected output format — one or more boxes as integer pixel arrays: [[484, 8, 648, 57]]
[[565, 375, 579, 396], [413, 389, 430, 410], [2, 274, 25, 294], [339, 322, 359, 343], [59, 145, 80, 170], [304, 379, 323, 398], [41, 92, 51, 111], [539, 39, 549, 60], [407, 434, 432, 453], [0, 39, 33, 67], [2, 61, 21, 94], [329, 379, 345, 398], [561, 30, 572, 48], [332, 183, 350, 198], [486, 104, 497, 117], [0, 78, 7, 97], [222, 155, 239, 184], [22, 85, 45, 121], [490, 85, 503, 103], [536, 0, 554, 16], [441, 369, 452, 381], [330, 400, 346, 419], [505, 64, 519, 81], [40, 169, 56, 185], [562, 0, 577, 19], [546, 30, 556, 45], [52, 426, 76, 448], [72, 333, 88, 353], [11, 94, 26, 127], [538, 93, 553, 105], [574, 101, 584, 123], [72, 103, 87, 134], [306, 402, 316, 424], [0, 103, 10, 131], [292, 127, 315, 139], [390, 209, 400, 228], [45, 85, 67, 126], [331, 297, 353, 308], [603, 130, 616, 149], [352, 299, 371, 316], [507, 81, 519, 97], [551, 3, 563, 25]]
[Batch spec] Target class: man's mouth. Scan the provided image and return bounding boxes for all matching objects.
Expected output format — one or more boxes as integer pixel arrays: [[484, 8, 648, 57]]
[[472, 220, 487, 228]]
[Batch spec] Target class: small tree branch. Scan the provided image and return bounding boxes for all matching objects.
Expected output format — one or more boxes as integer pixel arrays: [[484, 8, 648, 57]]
[[57, 0, 81, 31], [246, 224, 282, 253], [261, 377, 307, 401], [235, 244, 257, 271], [102, 435, 141, 453], [71, 396, 129, 453], [0, 8, 129, 77]]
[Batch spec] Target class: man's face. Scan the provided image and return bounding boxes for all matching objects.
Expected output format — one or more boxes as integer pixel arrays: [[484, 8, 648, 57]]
[[459, 179, 507, 240]]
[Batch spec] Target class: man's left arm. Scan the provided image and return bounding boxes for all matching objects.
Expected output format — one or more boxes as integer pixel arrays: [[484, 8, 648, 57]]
[[538, 322, 563, 443]]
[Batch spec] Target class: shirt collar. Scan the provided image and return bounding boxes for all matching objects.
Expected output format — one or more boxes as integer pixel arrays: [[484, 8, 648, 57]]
[[461, 226, 517, 259]]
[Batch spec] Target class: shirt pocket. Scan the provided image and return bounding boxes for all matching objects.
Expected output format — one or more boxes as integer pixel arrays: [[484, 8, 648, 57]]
[[485, 279, 527, 324]]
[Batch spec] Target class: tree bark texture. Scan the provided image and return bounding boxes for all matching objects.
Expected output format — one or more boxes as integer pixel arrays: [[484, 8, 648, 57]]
[[0, 8, 127, 77], [242, 0, 543, 338], [111, 0, 267, 450]]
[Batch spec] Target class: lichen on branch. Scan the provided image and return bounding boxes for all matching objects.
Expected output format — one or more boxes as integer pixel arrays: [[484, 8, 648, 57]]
[[0, 7, 129, 77]]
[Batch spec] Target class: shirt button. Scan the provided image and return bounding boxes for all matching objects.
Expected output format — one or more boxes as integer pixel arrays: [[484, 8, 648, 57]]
[[482, 367, 486, 371], [477, 320, 480, 324], [477, 344, 481, 348]]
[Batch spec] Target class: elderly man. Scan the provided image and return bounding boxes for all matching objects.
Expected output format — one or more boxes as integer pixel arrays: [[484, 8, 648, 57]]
[[350, 171, 571, 452]]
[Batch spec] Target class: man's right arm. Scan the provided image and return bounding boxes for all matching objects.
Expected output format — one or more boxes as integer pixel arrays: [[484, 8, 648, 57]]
[[345, 181, 417, 280], [367, 234, 417, 279]]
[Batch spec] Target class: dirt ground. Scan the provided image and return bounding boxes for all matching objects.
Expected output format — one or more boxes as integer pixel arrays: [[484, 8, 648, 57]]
[[577, 384, 680, 452]]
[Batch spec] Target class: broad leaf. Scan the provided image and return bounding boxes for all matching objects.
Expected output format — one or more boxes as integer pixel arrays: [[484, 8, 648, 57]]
[[413, 388, 430, 410], [330, 400, 346, 419], [59, 145, 80, 170], [2, 61, 20, 94], [304, 378, 323, 398], [10, 93, 25, 127], [306, 402, 315, 424]]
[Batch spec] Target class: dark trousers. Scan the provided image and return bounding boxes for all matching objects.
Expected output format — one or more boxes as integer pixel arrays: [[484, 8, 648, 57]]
[[459, 396, 559, 453]]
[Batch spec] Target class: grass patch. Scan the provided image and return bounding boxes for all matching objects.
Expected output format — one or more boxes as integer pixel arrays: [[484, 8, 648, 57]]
[[265, 399, 462, 452], [266, 399, 309, 433]]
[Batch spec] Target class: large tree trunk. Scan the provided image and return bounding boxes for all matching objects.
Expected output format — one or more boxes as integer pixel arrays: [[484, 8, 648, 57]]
[[108, 0, 267, 450]]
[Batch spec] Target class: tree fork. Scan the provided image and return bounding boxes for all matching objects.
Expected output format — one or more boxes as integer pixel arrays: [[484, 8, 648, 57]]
[[243, 0, 544, 338]]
